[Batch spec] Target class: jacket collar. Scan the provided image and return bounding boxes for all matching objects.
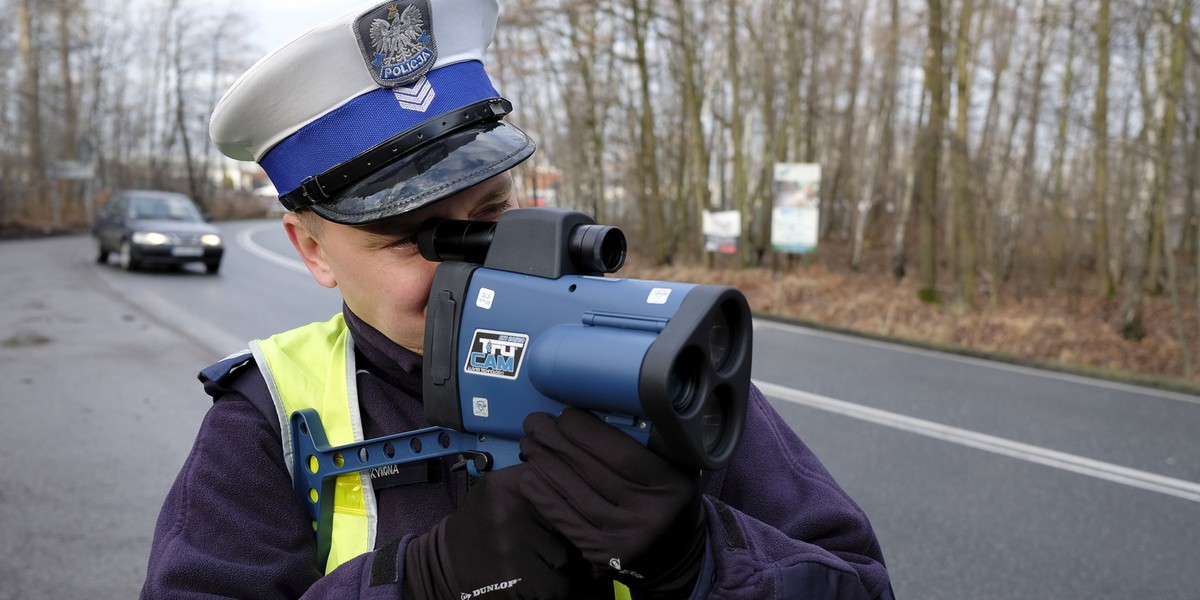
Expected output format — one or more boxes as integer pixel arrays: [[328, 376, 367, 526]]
[[342, 303, 423, 383]]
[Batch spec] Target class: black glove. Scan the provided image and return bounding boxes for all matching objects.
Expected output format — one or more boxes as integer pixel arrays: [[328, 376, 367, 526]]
[[519, 408, 707, 598], [404, 462, 609, 600]]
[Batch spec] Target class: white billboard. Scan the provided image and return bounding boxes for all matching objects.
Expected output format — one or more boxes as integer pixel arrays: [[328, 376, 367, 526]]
[[702, 210, 741, 254], [772, 163, 821, 254]]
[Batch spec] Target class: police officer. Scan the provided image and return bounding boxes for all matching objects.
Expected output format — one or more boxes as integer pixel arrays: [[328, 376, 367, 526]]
[[141, 1, 894, 598]]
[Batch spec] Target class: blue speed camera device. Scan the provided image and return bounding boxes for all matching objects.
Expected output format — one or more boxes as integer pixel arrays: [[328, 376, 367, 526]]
[[419, 208, 753, 472]]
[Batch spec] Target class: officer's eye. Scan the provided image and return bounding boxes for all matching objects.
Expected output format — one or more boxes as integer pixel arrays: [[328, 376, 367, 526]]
[[474, 200, 512, 220], [389, 235, 418, 249]]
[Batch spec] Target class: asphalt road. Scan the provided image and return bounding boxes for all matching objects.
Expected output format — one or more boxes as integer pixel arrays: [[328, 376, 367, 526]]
[[1, 219, 1198, 599]]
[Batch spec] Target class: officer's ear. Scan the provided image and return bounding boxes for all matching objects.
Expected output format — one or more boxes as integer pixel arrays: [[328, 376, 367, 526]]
[[282, 211, 337, 289]]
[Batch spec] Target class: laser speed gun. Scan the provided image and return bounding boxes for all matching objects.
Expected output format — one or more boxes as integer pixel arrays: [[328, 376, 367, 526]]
[[289, 208, 752, 566], [419, 208, 753, 472]]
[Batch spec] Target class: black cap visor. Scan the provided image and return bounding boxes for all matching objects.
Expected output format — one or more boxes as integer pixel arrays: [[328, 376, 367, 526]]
[[308, 121, 535, 225]]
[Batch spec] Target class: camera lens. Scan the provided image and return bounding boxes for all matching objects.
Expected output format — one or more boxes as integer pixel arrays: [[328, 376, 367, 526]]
[[699, 387, 731, 455], [708, 304, 733, 371], [667, 347, 702, 413]]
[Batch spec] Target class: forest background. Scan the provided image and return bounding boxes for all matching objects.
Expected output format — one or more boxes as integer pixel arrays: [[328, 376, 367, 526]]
[[2, 0, 1199, 392]]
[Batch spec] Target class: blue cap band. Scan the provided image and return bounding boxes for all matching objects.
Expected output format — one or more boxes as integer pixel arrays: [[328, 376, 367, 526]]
[[260, 60, 499, 197]]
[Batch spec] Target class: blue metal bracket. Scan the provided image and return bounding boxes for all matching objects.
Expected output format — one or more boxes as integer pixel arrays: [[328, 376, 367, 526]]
[[289, 407, 646, 570], [289, 409, 488, 570]]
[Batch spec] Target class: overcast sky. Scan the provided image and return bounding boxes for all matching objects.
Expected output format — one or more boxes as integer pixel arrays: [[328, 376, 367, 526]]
[[239, 1, 365, 56]]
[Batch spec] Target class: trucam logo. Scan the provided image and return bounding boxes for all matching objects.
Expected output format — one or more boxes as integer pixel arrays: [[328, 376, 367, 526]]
[[464, 329, 528, 379]]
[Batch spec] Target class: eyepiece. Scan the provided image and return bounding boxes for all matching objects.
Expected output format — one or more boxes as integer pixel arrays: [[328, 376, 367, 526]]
[[418, 218, 496, 264]]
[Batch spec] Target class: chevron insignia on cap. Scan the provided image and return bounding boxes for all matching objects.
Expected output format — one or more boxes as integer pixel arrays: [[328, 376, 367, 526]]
[[393, 76, 436, 112]]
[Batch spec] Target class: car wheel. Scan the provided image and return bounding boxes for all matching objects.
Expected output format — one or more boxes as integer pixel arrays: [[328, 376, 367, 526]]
[[95, 239, 110, 264], [204, 260, 221, 275], [119, 241, 140, 271]]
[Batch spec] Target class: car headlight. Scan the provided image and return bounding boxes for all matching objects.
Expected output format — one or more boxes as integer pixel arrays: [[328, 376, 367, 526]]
[[201, 234, 222, 247], [132, 232, 169, 245]]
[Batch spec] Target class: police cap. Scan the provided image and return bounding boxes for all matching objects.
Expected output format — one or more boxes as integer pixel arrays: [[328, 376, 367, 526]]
[[210, 0, 535, 225]]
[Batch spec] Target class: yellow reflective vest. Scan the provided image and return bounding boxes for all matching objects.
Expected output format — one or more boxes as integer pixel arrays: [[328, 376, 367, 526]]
[[251, 313, 373, 574], [249, 314, 633, 599]]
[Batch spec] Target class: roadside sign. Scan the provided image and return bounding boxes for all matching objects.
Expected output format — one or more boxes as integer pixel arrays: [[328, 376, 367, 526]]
[[47, 160, 95, 180]]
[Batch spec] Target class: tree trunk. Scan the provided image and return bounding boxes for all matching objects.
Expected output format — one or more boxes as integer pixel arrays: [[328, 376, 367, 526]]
[[725, 0, 751, 267], [1157, 0, 1191, 374], [916, 0, 946, 303], [876, 0, 901, 224], [1093, 0, 1115, 296], [17, 0, 45, 223], [628, 0, 666, 264], [801, 0, 823, 163], [1118, 0, 1186, 340], [170, 12, 202, 212], [55, 0, 81, 226], [973, 0, 1020, 305], [825, 5, 865, 242], [672, 0, 712, 264], [754, 2, 790, 268], [892, 90, 928, 281], [564, 2, 608, 224], [1048, 0, 1078, 288], [951, 0, 977, 308], [1003, 0, 1054, 284], [1180, 113, 1198, 263], [774, 0, 810, 271], [851, 114, 882, 271]]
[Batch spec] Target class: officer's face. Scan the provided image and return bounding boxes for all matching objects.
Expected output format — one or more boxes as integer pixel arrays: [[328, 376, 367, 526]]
[[283, 173, 516, 354]]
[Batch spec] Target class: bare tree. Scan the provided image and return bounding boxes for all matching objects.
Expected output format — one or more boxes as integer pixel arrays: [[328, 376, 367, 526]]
[[973, 0, 1021, 305], [850, 0, 906, 273], [620, 0, 667, 264], [723, 0, 751, 267], [1047, 0, 1079, 288], [1156, 0, 1192, 376], [1093, 0, 1115, 297], [915, 0, 947, 303], [16, 0, 45, 222], [167, 1, 203, 210], [668, 0, 714, 263], [565, 0, 612, 224], [951, 0, 979, 307], [800, 0, 825, 164], [1000, 0, 1054, 284], [1118, 0, 1188, 340], [825, 2, 866, 243], [892, 87, 926, 281], [52, 0, 82, 226]]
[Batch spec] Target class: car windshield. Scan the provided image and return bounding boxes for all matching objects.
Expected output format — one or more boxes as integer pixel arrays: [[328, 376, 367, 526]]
[[128, 195, 203, 222]]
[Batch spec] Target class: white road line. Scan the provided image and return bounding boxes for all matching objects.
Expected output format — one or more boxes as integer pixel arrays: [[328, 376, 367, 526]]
[[756, 380, 1200, 504], [754, 319, 1200, 405], [237, 223, 309, 273]]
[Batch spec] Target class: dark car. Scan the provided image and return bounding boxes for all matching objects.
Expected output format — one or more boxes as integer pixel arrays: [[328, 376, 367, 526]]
[[92, 190, 224, 274]]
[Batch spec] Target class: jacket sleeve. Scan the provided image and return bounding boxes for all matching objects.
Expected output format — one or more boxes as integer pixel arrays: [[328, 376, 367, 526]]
[[690, 385, 895, 600], [139, 371, 415, 599]]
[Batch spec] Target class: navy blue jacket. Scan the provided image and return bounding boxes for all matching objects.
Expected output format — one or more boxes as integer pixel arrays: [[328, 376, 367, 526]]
[[142, 308, 894, 599]]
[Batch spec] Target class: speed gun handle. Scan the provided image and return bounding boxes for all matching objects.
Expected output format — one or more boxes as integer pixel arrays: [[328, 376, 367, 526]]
[[289, 409, 479, 570]]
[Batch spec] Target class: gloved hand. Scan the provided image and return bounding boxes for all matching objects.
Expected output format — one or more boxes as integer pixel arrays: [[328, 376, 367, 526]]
[[519, 408, 708, 598], [404, 462, 608, 600]]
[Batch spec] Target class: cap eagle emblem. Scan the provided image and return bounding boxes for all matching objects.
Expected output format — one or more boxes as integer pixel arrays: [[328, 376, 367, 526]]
[[368, 4, 433, 82]]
